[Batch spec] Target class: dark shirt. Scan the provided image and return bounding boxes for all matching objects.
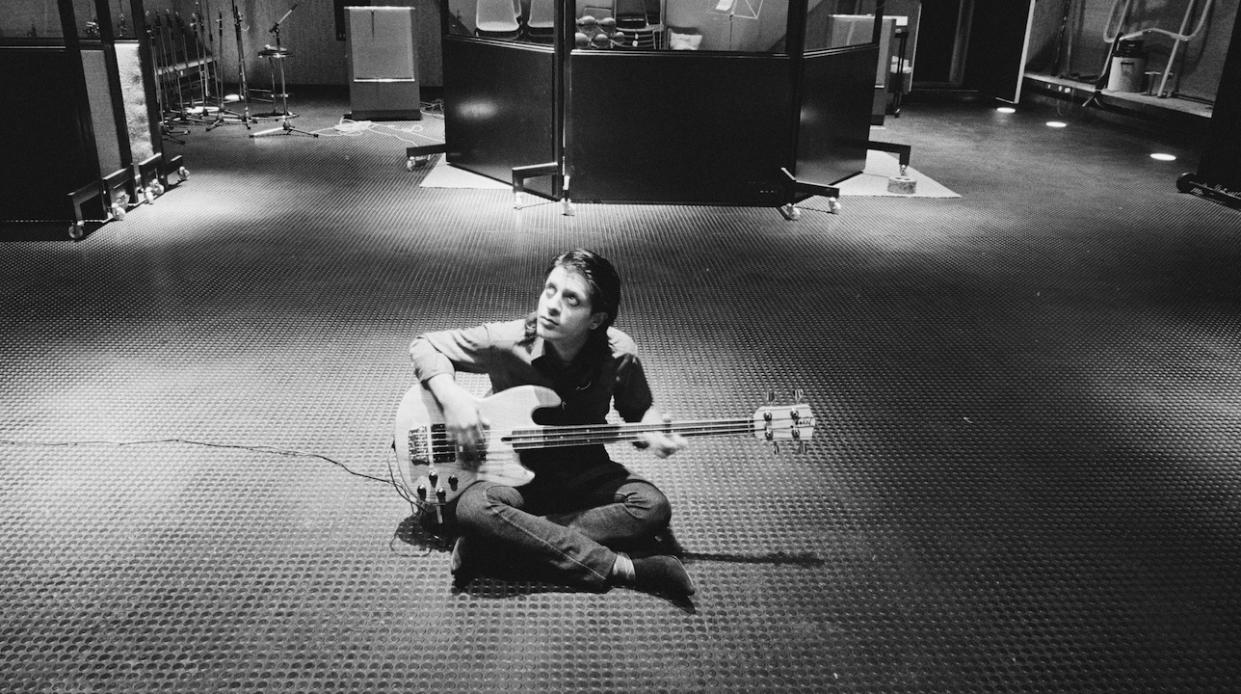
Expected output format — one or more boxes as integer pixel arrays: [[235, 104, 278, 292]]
[[409, 316, 654, 482]]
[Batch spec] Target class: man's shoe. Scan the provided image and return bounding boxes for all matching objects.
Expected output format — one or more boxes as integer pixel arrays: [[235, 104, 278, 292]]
[[632, 555, 695, 598]]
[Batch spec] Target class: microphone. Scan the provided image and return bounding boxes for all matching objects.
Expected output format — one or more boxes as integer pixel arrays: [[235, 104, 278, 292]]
[[269, 3, 298, 33]]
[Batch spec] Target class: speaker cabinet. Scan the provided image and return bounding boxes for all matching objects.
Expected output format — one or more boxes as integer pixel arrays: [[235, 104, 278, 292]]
[[346, 6, 421, 120]]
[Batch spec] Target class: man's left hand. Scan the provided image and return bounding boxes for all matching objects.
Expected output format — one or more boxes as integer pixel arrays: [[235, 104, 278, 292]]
[[634, 411, 687, 459]]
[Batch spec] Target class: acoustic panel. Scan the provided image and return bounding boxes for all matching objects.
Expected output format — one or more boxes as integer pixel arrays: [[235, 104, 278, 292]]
[[347, 6, 421, 119], [349, 7, 417, 79], [82, 49, 121, 178], [796, 44, 875, 185], [0, 48, 97, 221], [568, 52, 791, 205], [442, 39, 556, 197]]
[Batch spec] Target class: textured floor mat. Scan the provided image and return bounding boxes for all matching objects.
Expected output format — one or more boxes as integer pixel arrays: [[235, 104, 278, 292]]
[[2, 93, 1240, 692]]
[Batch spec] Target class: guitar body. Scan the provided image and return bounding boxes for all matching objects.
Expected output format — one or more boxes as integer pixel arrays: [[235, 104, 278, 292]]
[[393, 384, 563, 510]]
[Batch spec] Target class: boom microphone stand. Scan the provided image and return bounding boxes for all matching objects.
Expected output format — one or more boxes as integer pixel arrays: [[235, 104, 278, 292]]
[[250, 4, 317, 138]]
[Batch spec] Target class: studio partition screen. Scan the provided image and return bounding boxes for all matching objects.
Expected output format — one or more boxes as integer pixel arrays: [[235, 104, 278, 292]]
[[439, 0, 560, 199], [435, 0, 883, 206], [2, 0, 169, 235]]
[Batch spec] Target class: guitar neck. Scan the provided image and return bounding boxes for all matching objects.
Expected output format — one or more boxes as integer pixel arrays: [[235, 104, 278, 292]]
[[504, 418, 756, 450]]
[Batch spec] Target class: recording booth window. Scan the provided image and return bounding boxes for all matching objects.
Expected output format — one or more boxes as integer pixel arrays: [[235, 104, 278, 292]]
[[441, 0, 878, 54], [3, 0, 68, 42]]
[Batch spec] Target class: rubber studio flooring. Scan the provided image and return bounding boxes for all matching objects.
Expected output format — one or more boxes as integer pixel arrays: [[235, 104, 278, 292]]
[[2, 91, 1240, 693]]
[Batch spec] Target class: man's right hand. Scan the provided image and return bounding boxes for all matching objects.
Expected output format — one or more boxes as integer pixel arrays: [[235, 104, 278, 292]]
[[426, 374, 489, 454]]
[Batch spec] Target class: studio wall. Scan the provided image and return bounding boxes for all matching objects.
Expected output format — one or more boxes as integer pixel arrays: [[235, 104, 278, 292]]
[[123, 0, 442, 88], [1025, 0, 1237, 103]]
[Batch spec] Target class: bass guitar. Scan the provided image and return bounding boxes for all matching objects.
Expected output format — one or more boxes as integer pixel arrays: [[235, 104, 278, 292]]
[[392, 384, 815, 523]]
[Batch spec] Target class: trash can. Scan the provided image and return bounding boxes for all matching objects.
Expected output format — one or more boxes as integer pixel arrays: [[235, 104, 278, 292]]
[[1107, 40, 1147, 93]]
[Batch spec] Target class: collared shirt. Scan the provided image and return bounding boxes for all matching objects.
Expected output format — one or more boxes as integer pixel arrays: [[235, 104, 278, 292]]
[[410, 316, 654, 426], [410, 317, 654, 478]]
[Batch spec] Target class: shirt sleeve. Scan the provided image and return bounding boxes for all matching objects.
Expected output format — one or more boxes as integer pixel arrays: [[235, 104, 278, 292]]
[[613, 352, 654, 423], [409, 323, 498, 383]]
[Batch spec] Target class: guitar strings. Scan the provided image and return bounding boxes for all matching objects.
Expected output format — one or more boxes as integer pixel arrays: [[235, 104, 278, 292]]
[[420, 418, 814, 455]]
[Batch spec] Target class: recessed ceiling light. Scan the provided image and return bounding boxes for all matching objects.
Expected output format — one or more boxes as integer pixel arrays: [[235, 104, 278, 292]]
[[1046, 121, 1068, 128], [1150, 153, 1177, 161], [996, 107, 1016, 114]]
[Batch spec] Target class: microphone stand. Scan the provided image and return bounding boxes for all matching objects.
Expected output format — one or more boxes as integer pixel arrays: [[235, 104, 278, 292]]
[[229, 0, 254, 127], [250, 4, 317, 138]]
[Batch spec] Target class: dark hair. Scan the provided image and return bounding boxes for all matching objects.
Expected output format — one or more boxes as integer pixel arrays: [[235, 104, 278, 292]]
[[546, 249, 622, 330]]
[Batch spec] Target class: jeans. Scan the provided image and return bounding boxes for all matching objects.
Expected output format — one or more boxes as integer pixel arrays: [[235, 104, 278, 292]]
[[453, 466, 672, 590]]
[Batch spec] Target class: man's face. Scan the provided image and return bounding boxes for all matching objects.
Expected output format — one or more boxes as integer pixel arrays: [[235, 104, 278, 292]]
[[536, 266, 607, 346]]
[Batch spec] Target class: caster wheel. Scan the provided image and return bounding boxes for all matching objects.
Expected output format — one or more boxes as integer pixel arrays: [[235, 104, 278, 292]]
[[68, 222, 85, 240], [1176, 172, 1198, 194], [828, 197, 842, 214], [406, 158, 415, 171], [143, 187, 155, 204], [177, 166, 189, 182], [110, 204, 126, 221], [151, 181, 165, 196], [561, 199, 576, 216], [514, 192, 525, 209], [779, 203, 801, 221]]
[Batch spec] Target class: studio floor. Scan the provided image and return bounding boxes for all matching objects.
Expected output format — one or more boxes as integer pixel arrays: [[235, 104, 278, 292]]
[[2, 90, 1240, 693]]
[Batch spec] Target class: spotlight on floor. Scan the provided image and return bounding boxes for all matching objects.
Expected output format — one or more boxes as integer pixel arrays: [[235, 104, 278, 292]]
[[1150, 153, 1177, 162], [996, 106, 1016, 114], [1046, 121, 1068, 128]]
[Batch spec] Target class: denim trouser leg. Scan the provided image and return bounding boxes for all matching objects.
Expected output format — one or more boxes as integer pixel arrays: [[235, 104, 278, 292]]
[[453, 476, 671, 590], [549, 478, 672, 547]]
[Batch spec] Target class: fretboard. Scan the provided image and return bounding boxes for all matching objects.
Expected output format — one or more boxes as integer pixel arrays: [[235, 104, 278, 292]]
[[502, 418, 756, 450]]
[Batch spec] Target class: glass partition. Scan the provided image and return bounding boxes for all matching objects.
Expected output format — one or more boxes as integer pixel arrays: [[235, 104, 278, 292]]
[[1, 0, 146, 44], [803, 0, 883, 52], [446, 0, 815, 54], [655, 0, 788, 53], [446, 0, 557, 44], [3, 0, 68, 42]]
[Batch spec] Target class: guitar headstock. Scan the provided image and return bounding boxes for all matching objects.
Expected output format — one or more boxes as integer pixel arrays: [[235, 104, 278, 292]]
[[751, 390, 815, 452]]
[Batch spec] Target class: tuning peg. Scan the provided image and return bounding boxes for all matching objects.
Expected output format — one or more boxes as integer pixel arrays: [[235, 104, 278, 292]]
[[772, 440, 781, 455], [448, 474, 459, 491], [436, 487, 447, 503], [416, 483, 427, 500], [428, 470, 439, 488]]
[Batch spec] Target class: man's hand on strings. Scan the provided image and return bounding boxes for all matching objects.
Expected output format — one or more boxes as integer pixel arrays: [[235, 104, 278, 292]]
[[633, 409, 687, 459], [426, 374, 489, 458]]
